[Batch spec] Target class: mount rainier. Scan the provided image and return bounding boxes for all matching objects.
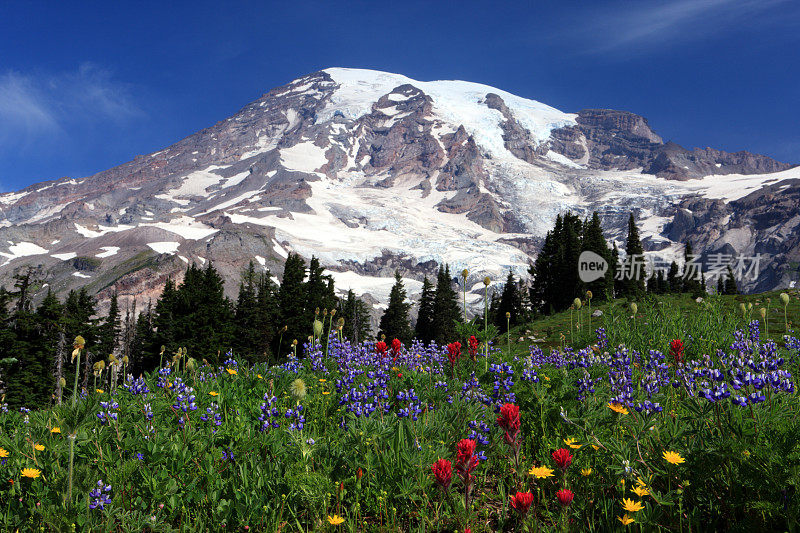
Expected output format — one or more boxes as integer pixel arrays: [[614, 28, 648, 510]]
[[1, 67, 797, 316]]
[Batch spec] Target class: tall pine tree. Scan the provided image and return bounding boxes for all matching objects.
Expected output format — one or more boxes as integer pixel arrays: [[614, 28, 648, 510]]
[[378, 271, 413, 344], [278, 253, 308, 354], [432, 265, 461, 345], [414, 276, 436, 343], [620, 213, 645, 298], [338, 290, 371, 344]]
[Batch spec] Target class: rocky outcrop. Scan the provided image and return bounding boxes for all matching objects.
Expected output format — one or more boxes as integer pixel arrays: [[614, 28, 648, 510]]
[[549, 109, 793, 180]]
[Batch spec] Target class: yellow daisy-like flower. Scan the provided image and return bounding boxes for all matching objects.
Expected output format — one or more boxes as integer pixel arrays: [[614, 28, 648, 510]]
[[632, 485, 649, 497], [621, 498, 644, 512], [257, 374, 263, 379], [51, 427, 61, 434], [21, 468, 41, 479], [528, 465, 555, 479], [663, 450, 686, 465], [319, 378, 327, 383], [209, 391, 219, 397], [618, 514, 635, 525], [327, 514, 345, 525], [608, 402, 629, 415], [591, 444, 599, 451], [34, 444, 45, 452], [564, 438, 582, 449], [581, 468, 592, 477], [226, 368, 237, 376], [322, 391, 331, 395], [96, 389, 104, 394], [0, 448, 8, 458]]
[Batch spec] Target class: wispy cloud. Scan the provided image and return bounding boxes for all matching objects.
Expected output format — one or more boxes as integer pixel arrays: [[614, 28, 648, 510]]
[[561, 0, 796, 55], [0, 63, 143, 149]]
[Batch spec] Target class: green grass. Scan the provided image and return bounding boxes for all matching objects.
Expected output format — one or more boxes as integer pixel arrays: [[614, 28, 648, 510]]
[[0, 289, 798, 531]]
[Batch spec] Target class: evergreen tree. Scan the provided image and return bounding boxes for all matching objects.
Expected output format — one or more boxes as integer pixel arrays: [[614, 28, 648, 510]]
[[667, 261, 682, 293], [0, 287, 16, 398], [724, 265, 739, 295], [611, 242, 621, 298], [378, 271, 413, 344], [303, 256, 337, 342], [495, 270, 521, 333], [682, 242, 698, 295], [97, 291, 120, 359], [338, 290, 371, 344], [414, 276, 436, 343], [278, 253, 308, 353], [149, 278, 178, 366], [254, 271, 279, 364], [582, 212, 613, 301], [620, 213, 645, 297], [131, 300, 155, 374], [36, 290, 64, 403], [234, 262, 260, 359], [432, 265, 461, 345]]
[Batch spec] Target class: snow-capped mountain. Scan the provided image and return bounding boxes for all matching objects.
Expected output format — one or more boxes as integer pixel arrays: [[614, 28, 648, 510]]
[[0, 68, 797, 316]]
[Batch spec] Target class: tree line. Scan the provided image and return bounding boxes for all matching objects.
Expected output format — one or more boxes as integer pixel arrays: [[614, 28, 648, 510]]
[[0, 211, 721, 409]]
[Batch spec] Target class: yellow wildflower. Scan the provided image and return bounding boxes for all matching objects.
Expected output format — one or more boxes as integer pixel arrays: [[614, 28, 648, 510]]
[[21, 468, 41, 479], [621, 498, 644, 512], [226, 368, 237, 375], [528, 465, 555, 479], [257, 374, 263, 379], [581, 468, 592, 477], [618, 514, 635, 525], [322, 391, 331, 395], [608, 402, 629, 415], [327, 514, 345, 525], [209, 391, 219, 397], [319, 378, 327, 383], [34, 444, 45, 452], [96, 389, 104, 394], [663, 450, 686, 465], [632, 485, 649, 497], [51, 427, 61, 434], [591, 444, 599, 451], [0, 448, 8, 458], [564, 438, 582, 449]]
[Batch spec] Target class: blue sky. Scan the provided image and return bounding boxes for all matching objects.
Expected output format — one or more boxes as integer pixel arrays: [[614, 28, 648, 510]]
[[1, 0, 799, 192]]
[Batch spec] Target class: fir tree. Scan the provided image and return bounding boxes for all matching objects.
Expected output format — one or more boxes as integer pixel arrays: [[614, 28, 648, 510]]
[[582, 212, 613, 301], [338, 290, 371, 344], [620, 213, 645, 297], [305, 256, 337, 331], [432, 265, 461, 345], [611, 242, 621, 298], [495, 270, 521, 333], [254, 271, 279, 364], [682, 242, 698, 294], [667, 261, 682, 293], [378, 271, 413, 344], [278, 253, 308, 354], [234, 262, 261, 361], [97, 291, 120, 359], [724, 265, 739, 295], [414, 276, 436, 343]]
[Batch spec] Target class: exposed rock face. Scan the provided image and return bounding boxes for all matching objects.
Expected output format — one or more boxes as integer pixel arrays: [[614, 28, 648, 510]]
[[0, 67, 797, 321], [548, 109, 793, 180]]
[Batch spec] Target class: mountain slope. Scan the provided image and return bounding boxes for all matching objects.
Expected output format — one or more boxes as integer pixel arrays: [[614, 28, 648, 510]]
[[0, 68, 797, 318]]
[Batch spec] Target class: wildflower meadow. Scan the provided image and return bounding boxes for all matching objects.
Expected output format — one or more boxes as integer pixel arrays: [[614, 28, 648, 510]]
[[1, 291, 799, 532]]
